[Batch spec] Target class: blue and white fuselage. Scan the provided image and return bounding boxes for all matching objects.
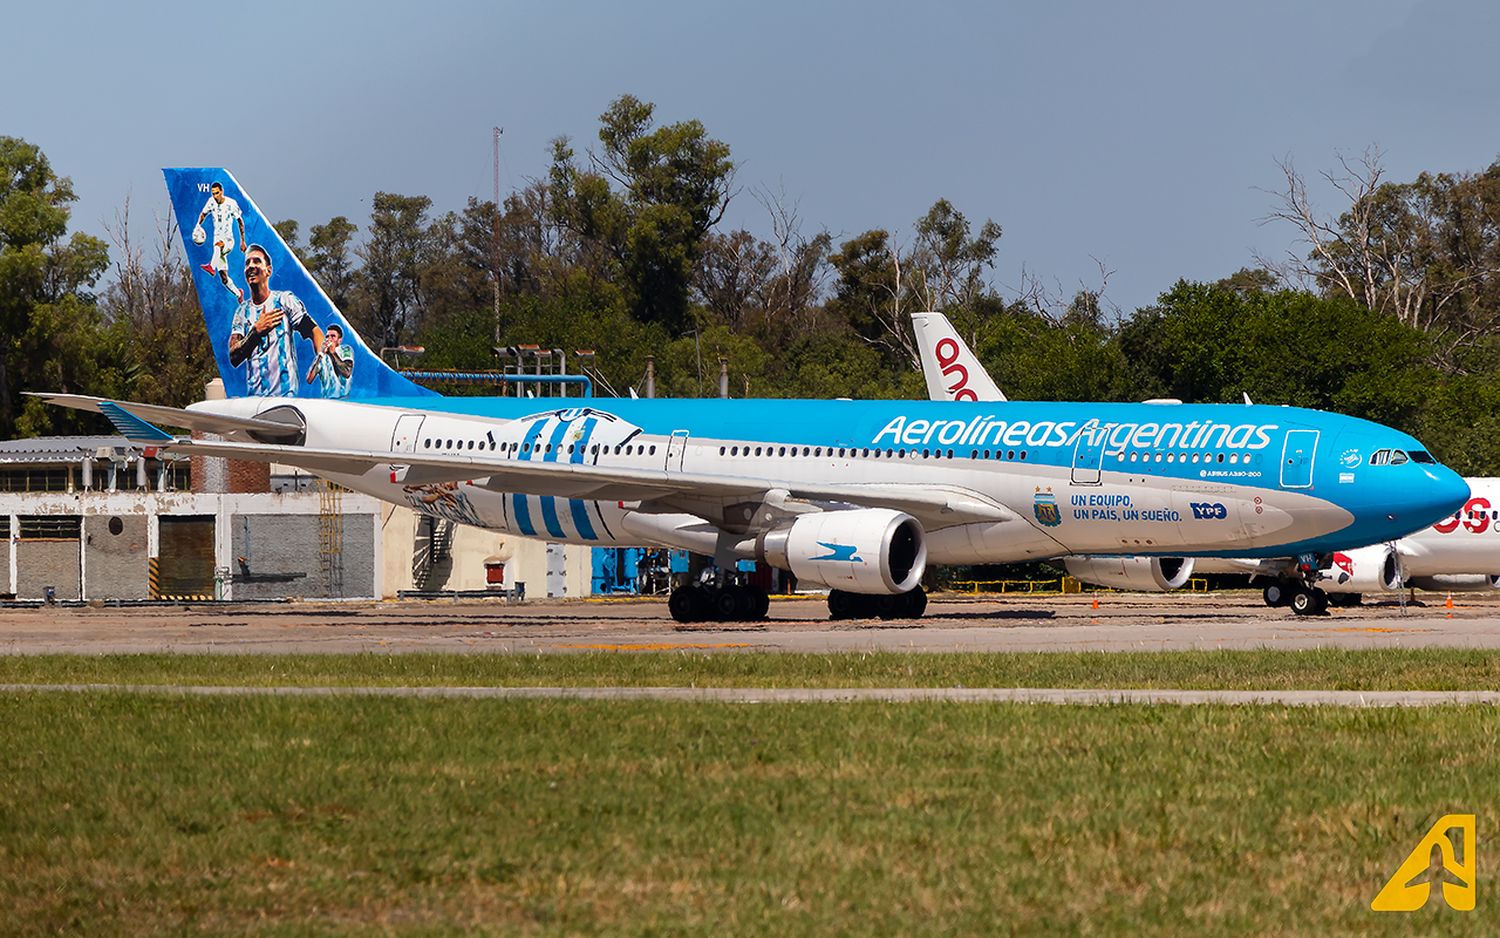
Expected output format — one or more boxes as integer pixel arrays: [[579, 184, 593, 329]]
[[196, 394, 1467, 564]]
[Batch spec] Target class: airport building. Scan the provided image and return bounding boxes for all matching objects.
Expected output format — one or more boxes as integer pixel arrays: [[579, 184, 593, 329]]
[[0, 435, 591, 602]]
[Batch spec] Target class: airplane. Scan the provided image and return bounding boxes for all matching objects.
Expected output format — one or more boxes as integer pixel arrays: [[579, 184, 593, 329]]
[[911, 311, 1500, 612], [34, 168, 1469, 624]]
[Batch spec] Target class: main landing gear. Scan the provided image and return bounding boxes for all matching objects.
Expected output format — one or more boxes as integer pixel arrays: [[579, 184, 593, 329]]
[[667, 583, 771, 624], [827, 586, 928, 621]]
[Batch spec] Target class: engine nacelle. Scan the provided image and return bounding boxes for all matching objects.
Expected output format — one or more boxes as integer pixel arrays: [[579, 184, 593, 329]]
[[1063, 556, 1194, 592], [1406, 574, 1500, 593], [759, 509, 926, 595], [1321, 544, 1402, 594]]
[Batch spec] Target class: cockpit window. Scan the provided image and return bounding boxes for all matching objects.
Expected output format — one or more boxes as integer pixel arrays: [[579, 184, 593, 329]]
[[1389, 450, 1409, 465], [1408, 450, 1436, 464], [1370, 449, 1391, 466]]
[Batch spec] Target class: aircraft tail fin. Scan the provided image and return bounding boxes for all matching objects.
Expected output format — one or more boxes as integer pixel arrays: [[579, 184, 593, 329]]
[[162, 168, 436, 400], [911, 312, 1007, 402]]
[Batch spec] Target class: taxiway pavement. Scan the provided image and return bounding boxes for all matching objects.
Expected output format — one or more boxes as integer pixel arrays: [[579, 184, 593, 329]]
[[1, 592, 1497, 655]]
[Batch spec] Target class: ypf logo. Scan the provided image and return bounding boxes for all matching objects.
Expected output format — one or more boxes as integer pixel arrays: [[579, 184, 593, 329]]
[[1371, 814, 1476, 912], [1189, 502, 1228, 520], [935, 337, 978, 402]]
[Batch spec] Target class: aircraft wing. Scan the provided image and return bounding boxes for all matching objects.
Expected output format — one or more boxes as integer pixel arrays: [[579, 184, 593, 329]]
[[161, 435, 1014, 528]]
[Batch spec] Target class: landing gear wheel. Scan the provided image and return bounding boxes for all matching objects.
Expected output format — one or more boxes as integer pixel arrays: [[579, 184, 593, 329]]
[[712, 588, 741, 622], [1289, 587, 1328, 616], [750, 588, 770, 620], [902, 586, 928, 619], [1262, 582, 1291, 607], [828, 589, 860, 620], [668, 586, 703, 624]]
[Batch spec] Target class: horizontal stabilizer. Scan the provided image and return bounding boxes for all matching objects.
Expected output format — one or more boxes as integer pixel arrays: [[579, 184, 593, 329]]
[[96, 401, 175, 444], [28, 393, 301, 439]]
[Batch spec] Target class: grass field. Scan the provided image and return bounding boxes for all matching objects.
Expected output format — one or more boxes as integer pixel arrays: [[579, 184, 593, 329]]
[[1, 691, 1496, 935], [4, 647, 1500, 690]]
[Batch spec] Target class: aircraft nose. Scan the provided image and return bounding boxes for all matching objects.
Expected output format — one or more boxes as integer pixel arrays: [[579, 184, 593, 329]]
[[1396, 466, 1470, 529]]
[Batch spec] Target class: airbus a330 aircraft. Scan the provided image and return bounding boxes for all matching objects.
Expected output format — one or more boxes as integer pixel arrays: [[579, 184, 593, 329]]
[[911, 311, 1500, 612], [36, 169, 1470, 623]]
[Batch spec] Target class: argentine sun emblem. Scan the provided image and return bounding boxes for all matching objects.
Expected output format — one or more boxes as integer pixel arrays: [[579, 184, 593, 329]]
[[1033, 490, 1062, 527]]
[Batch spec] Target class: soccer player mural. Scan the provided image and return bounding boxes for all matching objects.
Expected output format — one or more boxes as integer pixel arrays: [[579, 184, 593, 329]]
[[227, 244, 327, 397], [167, 168, 431, 400], [193, 181, 246, 302], [305, 322, 355, 399]]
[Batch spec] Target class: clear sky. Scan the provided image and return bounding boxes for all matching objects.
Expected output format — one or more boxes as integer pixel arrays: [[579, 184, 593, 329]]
[[5, 0, 1498, 316]]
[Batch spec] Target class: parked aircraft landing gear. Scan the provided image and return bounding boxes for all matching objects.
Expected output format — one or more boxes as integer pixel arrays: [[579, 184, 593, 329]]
[[827, 586, 928, 621], [1288, 586, 1329, 616], [1264, 578, 1349, 615], [667, 584, 770, 624], [1262, 582, 1290, 607]]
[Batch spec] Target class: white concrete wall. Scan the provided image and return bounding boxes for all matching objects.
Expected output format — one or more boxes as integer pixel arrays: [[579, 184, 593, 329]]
[[0, 490, 385, 600], [0, 489, 593, 601], [377, 502, 592, 598]]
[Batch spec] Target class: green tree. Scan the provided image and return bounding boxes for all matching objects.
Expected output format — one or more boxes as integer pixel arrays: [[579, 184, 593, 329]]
[[272, 218, 300, 251], [99, 196, 214, 408], [306, 215, 358, 311], [354, 193, 434, 348], [1119, 281, 1434, 422], [0, 136, 121, 436], [826, 199, 1003, 369], [548, 95, 734, 334]]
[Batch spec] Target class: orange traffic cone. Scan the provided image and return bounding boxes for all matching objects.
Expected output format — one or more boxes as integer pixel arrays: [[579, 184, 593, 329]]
[[1090, 592, 1100, 624], [1446, 593, 1455, 618]]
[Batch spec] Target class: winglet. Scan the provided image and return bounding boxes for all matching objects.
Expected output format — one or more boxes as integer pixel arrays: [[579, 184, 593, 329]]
[[96, 401, 176, 444]]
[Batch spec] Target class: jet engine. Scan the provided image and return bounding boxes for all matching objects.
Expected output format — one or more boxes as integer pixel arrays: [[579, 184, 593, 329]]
[[1320, 544, 1402, 595], [1405, 574, 1500, 593], [759, 508, 926, 594], [1063, 556, 1194, 592]]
